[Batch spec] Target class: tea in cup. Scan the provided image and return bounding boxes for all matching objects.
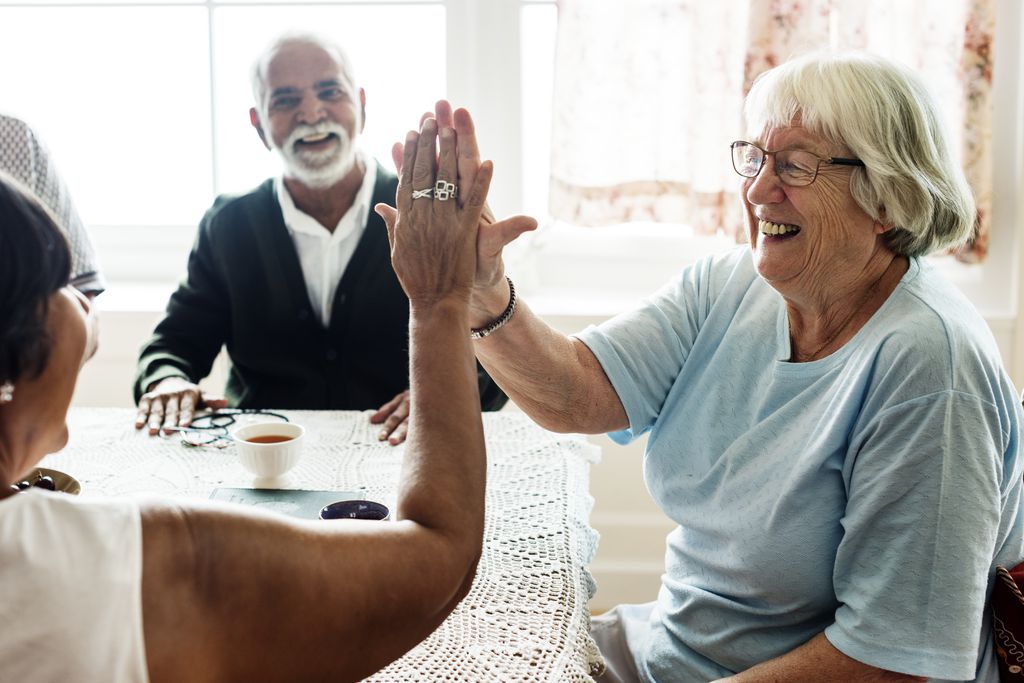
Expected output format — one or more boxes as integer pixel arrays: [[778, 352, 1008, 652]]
[[231, 422, 304, 482]]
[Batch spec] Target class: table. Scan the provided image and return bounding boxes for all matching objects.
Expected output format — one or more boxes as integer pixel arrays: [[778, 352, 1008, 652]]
[[45, 408, 604, 682]]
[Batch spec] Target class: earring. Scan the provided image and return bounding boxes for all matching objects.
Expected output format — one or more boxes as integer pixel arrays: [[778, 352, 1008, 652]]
[[0, 381, 14, 403]]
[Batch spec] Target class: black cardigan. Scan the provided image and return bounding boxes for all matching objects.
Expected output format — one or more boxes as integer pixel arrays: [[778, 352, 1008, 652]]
[[134, 169, 507, 411]]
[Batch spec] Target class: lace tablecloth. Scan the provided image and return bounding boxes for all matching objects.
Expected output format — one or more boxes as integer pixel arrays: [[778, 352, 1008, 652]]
[[45, 408, 604, 682]]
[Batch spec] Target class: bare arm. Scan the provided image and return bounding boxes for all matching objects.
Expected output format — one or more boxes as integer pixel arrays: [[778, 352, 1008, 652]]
[[141, 495, 480, 682], [141, 118, 490, 683], [470, 280, 627, 434], [714, 633, 926, 683]]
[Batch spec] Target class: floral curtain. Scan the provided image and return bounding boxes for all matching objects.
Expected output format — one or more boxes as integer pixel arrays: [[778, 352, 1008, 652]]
[[549, 0, 995, 261]]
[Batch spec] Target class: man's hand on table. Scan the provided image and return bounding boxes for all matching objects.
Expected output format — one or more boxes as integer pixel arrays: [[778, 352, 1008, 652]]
[[135, 376, 229, 436], [370, 389, 410, 445]]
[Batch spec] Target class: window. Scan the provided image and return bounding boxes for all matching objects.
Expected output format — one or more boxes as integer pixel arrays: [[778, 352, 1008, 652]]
[[0, 0, 510, 294], [0, 0, 1020, 319]]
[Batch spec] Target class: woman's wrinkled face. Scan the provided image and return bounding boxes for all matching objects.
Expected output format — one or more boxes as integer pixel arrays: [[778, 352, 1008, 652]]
[[742, 124, 881, 296]]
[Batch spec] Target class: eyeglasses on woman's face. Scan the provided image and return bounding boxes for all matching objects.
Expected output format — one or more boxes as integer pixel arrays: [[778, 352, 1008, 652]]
[[730, 140, 865, 187]]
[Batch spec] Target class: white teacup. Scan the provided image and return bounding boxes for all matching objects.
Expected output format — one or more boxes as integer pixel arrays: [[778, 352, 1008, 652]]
[[231, 422, 305, 483]]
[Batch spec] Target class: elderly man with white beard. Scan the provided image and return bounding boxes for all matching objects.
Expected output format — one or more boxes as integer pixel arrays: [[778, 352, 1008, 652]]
[[133, 33, 507, 441]]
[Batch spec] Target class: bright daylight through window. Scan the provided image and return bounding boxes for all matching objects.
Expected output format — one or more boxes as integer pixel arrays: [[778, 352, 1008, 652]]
[[0, 0, 1018, 317], [0, 1, 475, 293]]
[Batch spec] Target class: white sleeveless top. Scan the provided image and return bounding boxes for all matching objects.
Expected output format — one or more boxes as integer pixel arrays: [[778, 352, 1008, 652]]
[[0, 489, 148, 682]]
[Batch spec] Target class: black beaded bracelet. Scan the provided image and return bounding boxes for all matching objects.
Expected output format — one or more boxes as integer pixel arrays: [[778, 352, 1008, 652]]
[[470, 276, 517, 340]]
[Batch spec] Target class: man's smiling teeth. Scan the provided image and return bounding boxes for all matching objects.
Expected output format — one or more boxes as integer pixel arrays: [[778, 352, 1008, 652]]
[[759, 220, 800, 236], [299, 132, 332, 143]]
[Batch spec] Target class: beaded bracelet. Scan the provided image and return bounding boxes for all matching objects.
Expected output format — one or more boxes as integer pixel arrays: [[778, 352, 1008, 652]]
[[470, 276, 517, 340]]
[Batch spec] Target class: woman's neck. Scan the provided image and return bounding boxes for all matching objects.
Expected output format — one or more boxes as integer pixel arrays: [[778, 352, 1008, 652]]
[[0, 442, 21, 500], [0, 417, 43, 496], [785, 253, 909, 362]]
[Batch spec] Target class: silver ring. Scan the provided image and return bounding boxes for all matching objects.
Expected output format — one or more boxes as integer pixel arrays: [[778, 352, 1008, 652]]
[[411, 187, 433, 199], [434, 180, 458, 201]]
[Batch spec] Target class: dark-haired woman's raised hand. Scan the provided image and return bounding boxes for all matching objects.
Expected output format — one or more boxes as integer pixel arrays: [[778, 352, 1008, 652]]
[[375, 118, 493, 310], [387, 102, 538, 326]]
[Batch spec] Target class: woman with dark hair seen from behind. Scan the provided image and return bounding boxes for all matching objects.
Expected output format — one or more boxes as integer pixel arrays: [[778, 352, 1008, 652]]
[[0, 109, 491, 682], [410, 52, 1024, 681]]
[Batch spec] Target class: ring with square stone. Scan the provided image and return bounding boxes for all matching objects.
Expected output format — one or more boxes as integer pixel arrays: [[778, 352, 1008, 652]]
[[434, 180, 458, 201]]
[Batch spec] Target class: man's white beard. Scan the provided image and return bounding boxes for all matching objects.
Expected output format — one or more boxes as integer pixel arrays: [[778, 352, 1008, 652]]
[[274, 122, 358, 189]]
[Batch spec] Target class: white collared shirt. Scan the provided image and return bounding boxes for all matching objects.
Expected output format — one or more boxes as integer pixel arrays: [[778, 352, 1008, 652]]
[[275, 152, 377, 327]]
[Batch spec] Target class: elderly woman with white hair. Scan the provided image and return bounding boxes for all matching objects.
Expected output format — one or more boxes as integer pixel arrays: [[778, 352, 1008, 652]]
[[386, 53, 1024, 681]]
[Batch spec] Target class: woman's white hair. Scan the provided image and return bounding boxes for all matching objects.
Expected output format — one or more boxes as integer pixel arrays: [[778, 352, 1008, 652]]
[[744, 51, 976, 256]]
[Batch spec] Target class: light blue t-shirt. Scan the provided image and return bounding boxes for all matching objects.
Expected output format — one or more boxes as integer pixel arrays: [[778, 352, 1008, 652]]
[[577, 247, 1024, 682]]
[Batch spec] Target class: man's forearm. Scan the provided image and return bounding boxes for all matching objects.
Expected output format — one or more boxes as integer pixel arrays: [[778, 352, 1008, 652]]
[[715, 633, 926, 683]]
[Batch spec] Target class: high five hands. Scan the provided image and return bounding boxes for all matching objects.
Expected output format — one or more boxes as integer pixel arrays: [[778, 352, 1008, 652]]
[[372, 103, 536, 445], [377, 102, 538, 323]]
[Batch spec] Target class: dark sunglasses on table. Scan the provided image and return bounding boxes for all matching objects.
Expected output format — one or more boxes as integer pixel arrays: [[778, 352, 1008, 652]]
[[730, 140, 865, 187], [159, 409, 290, 447]]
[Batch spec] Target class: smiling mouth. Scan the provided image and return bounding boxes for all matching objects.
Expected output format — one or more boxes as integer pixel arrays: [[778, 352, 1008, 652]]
[[759, 220, 801, 237], [295, 132, 338, 148]]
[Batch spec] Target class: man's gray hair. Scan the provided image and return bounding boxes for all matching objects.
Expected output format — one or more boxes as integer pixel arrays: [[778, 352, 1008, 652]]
[[744, 52, 976, 256], [250, 31, 358, 117]]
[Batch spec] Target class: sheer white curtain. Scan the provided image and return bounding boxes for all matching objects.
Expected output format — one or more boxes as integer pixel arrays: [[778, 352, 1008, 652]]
[[549, 0, 995, 260], [549, 0, 749, 237]]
